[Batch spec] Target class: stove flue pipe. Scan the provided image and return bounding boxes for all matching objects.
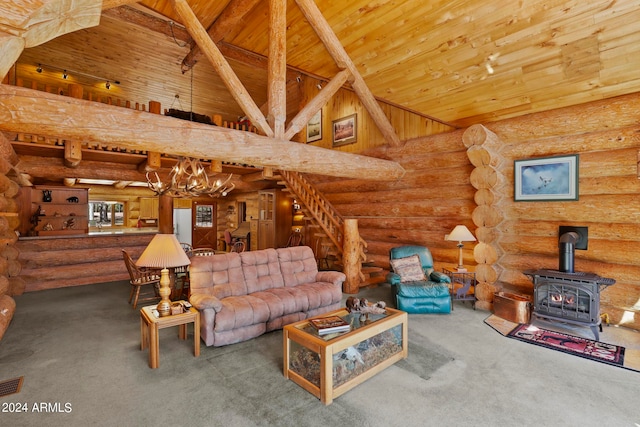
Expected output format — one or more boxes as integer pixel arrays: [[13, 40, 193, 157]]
[[559, 231, 580, 273]]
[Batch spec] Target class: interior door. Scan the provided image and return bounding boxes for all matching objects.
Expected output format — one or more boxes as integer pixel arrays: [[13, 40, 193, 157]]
[[191, 201, 217, 249]]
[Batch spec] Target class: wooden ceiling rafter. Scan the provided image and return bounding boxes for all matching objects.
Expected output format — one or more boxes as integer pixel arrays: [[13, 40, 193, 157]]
[[108, 2, 448, 130], [171, 0, 402, 147], [171, 0, 274, 138], [180, 0, 262, 72], [0, 1, 405, 182]]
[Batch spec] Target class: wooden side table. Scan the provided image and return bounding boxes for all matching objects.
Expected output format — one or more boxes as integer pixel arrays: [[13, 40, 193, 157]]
[[442, 266, 477, 310], [140, 303, 200, 369]]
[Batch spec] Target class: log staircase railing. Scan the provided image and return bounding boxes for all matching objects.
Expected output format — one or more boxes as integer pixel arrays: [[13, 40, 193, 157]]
[[279, 170, 383, 293], [278, 170, 344, 256]]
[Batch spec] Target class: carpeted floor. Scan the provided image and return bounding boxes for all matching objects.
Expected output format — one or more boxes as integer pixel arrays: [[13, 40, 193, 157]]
[[0, 281, 639, 426]]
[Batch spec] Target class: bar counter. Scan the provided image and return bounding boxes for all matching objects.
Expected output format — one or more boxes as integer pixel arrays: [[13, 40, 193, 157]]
[[16, 230, 158, 292]]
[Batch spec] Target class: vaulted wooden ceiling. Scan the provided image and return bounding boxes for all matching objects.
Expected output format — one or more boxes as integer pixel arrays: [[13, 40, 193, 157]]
[[2, 0, 640, 189], [11, 0, 640, 128]]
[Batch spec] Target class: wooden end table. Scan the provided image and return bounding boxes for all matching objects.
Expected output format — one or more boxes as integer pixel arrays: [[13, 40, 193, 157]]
[[140, 303, 200, 369]]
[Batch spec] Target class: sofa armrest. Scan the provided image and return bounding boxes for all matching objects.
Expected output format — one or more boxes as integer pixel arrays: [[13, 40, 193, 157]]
[[430, 270, 451, 284], [189, 294, 223, 312], [386, 272, 401, 286], [316, 271, 346, 287]]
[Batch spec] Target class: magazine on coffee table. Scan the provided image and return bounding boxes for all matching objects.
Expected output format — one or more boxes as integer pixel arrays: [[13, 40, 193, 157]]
[[309, 316, 351, 335]]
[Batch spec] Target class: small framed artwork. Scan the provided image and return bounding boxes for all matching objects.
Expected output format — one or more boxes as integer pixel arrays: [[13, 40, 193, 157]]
[[332, 114, 357, 147], [514, 154, 579, 201], [306, 110, 322, 143]]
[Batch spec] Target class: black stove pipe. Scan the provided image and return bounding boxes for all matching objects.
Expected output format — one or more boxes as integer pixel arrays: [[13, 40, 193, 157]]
[[559, 231, 579, 273]]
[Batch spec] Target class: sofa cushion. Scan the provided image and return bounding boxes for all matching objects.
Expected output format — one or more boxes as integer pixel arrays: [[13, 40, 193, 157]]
[[240, 248, 284, 293], [190, 253, 246, 296], [214, 295, 270, 331], [390, 255, 427, 282], [277, 246, 319, 287], [251, 287, 308, 318]]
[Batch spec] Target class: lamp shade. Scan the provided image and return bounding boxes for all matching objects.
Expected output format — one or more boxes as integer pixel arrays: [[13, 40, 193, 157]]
[[136, 234, 191, 269], [446, 225, 476, 242]]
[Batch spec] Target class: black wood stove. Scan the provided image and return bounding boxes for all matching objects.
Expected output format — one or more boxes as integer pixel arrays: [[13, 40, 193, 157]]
[[525, 270, 615, 341]]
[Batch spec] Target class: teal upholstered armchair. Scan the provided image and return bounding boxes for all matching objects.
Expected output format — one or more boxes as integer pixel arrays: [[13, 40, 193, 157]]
[[387, 246, 451, 314]]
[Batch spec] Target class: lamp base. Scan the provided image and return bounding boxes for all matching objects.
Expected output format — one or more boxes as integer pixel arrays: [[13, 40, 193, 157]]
[[157, 268, 172, 317], [157, 301, 172, 317], [455, 266, 468, 273]]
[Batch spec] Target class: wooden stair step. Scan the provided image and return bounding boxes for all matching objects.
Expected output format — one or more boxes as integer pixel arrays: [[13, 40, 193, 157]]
[[359, 275, 388, 288], [361, 266, 386, 276]]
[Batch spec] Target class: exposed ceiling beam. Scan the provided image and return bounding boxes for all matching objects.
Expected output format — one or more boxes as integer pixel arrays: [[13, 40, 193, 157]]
[[181, 0, 261, 72], [268, 0, 287, 139], [295, 0, 401, 147], [171, 0, 274, 137], [102, 4, 191, 44], [0, 85, 406, 180]]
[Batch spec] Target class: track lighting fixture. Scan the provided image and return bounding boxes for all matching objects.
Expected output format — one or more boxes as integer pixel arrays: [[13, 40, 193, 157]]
[[33, 63, 120, 88]]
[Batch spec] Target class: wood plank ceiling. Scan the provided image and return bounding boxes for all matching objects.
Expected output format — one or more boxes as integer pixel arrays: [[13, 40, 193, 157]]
[[4, 0, 640, 187], [13, 0, 640, 128]]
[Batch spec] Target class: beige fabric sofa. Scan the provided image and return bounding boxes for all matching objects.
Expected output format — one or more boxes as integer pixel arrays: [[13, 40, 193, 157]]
[[189, 246, 346, 347]]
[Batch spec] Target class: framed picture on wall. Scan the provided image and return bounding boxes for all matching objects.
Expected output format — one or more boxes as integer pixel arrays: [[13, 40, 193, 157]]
[[332, 114, 357, 147], [514, 154, 579, 201], [306, 110, 322, 143]]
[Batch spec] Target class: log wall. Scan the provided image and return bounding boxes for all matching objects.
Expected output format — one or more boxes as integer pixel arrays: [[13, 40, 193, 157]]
[[15, 233, 155, 292], [310, 92, 640, 331], [0, 133, 21, 340]]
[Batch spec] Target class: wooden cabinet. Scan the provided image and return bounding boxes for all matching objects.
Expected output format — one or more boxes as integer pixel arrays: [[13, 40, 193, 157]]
[[250, 219, 259, 251], [23, 186, 89, 236], [139, 197, 159, 219], [257, 189, 292, 249]]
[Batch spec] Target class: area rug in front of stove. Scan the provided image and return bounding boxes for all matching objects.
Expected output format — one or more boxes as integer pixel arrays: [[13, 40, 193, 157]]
[[508, 323, 625, 368]]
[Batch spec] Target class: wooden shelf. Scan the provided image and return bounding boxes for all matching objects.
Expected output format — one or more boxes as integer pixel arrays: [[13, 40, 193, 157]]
[[21, 186, 89, 237]]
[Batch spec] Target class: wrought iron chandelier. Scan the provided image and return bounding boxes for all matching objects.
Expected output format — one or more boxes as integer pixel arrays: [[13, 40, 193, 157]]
[[146, 156, 235, 198]]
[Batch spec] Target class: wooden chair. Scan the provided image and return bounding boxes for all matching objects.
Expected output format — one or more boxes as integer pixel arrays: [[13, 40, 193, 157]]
[[180, 242, 193, 257], [173, 243, 192, 300], [315, 238, 331, 270], [192, 247, 215, 256], [285, 231, 303, 247], [230, 240, 245, 252], [122, 250, 162, 309], [173, 264, 190, 300]]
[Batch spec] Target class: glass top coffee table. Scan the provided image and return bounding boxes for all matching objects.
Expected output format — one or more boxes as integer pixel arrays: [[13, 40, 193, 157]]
[[283, 307, 408, 404]]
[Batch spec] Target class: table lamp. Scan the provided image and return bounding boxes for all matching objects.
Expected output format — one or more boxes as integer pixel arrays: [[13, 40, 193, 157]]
[[136, 234, 191, 317], [445, 225, 476, 272]]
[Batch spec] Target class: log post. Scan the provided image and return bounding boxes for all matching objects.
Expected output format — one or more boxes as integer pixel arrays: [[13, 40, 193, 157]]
[[64, 84, 83, 168], [158, 194, 173, 234], [138, 101, 162, 173], [463, 124, 505, 311], [342, 219, 361, 294]]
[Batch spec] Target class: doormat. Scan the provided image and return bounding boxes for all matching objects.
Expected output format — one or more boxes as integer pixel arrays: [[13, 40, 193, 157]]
[[507, 323, 625, 368], [0, 376, 23, 398], [484, 315, 640, 373]]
